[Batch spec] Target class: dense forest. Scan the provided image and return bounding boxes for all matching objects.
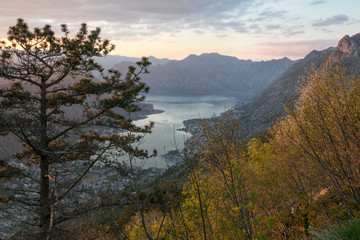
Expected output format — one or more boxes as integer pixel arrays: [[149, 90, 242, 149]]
[[1, 20, 360, 239]]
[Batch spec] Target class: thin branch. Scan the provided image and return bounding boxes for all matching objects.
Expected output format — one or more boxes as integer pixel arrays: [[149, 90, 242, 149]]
[[56, 144, 109, 203]]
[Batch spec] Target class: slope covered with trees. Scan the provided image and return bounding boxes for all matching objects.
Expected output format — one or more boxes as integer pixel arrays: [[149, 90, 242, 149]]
[[94, 62, 359, 240]]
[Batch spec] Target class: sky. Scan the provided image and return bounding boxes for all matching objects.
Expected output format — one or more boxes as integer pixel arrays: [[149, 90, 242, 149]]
[[0, 0, 359, 61]]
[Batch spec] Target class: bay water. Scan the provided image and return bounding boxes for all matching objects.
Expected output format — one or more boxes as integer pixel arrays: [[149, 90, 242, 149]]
[[133, 95, 240, 168]]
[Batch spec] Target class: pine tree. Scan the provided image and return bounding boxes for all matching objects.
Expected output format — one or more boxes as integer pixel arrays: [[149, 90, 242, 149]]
[[0, 19, 152, 239]]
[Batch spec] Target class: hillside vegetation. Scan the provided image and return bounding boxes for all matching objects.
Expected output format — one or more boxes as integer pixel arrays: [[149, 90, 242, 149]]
[[63, 61, 360, 240]]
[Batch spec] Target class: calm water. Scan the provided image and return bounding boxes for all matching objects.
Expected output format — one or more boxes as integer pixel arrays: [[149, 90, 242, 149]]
[[132, 95, 240, 168]]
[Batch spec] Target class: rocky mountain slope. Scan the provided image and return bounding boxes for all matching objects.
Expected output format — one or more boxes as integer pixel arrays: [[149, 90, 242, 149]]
[[112, 53, 295, 96], [236, 33, 360, 135]]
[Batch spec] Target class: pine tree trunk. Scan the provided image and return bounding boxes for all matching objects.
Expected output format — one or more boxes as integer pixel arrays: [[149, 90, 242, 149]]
[[39, 155, 50, 239], [39, 85, 50, 239]]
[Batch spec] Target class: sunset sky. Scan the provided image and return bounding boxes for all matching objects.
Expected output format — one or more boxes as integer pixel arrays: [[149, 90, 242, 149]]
[[0, 0, 359, 61]]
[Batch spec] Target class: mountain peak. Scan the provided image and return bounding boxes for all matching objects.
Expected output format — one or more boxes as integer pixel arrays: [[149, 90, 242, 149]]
[[337, 33, 360, 57]]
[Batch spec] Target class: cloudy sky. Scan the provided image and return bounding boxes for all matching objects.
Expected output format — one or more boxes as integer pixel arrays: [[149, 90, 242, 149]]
[[0, 0, 359, 60]]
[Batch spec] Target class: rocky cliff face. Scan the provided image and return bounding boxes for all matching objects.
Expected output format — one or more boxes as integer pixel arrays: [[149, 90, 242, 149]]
[[337, 33, 360, 57], [112, 53, 295, 96], [236, 33, 360, 136]]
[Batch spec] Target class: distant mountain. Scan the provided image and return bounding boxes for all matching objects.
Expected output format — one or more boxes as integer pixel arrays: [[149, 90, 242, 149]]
[[236, 33, 360, 135], [111, 53, 295, 96], [94, 55, 171, 71]]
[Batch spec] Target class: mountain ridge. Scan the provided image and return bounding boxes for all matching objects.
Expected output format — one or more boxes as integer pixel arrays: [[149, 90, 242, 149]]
[[111, 53, 296, 96], [235, 33, 360, 135]]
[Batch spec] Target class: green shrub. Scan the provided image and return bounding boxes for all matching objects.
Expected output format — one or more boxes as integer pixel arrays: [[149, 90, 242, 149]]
[[312, 219, 360, 240]]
